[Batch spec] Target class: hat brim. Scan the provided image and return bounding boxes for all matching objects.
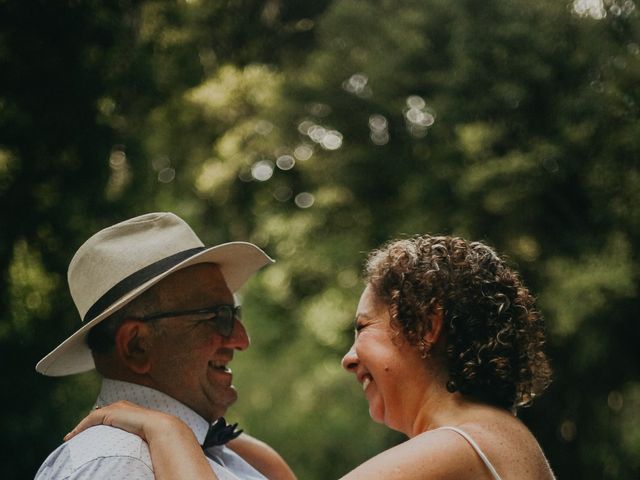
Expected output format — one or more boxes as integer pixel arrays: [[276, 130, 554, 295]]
[[36, 242, 273, 377]]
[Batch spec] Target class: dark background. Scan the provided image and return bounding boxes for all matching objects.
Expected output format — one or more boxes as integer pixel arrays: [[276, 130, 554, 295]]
[[1, 1, 638, 478]]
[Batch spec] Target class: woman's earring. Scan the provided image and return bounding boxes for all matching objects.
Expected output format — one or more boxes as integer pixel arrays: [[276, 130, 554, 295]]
[[419, 340, 433, 359]]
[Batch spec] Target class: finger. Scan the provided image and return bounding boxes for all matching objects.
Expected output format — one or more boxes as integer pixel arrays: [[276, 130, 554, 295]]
[[64, 408, 106, 441]]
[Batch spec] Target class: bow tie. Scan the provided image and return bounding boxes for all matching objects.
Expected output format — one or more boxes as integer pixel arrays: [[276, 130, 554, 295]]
[[202, 417, 243, 449]]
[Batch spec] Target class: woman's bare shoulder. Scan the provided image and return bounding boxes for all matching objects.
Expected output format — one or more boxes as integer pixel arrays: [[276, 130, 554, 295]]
[[452, 413, 556, 480], [340, 412, 554, 480], [339, 428, 493, 480]]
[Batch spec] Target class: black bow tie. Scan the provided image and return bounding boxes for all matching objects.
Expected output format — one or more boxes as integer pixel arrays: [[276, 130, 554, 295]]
[[202, 417, 243, 449]]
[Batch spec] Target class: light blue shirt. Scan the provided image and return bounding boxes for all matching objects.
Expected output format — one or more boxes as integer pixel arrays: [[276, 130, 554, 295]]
[[35, 379, 267, 480]]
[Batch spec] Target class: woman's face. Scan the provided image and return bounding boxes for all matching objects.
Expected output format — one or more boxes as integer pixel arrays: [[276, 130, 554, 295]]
[[341, 284, 427, 430]]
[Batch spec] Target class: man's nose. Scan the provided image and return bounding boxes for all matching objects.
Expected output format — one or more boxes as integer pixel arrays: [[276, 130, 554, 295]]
[[341, 344, 358, 372], [223, 319, 250, 350]]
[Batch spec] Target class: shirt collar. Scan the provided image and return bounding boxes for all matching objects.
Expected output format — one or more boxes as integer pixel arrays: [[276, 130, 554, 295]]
[[96, 378, 210, 445]]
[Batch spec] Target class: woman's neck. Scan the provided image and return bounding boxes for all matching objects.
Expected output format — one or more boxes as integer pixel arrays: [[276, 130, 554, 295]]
[[406, 388, 479, 437]]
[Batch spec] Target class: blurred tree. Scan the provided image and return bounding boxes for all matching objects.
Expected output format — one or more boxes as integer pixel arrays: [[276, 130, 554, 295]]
[[1, 0, 639, 479], [191, 1, 640, 478], [0, 0, 330, 477], [0, 1, 136, 475]]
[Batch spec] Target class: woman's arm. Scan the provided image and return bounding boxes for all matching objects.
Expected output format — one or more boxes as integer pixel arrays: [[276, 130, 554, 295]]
[[65, 401, 298, 480], [228, 434, 297, 480], [65, 401, 216, 480]]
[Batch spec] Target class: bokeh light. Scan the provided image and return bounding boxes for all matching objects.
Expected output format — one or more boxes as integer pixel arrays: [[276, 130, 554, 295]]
[[276, 154, 295, 170], [369, 114, 389, 145], [403, 95, 436, 137], [158, 167, 176, 183], [342, 73, 372, 98], [294, 192, 315, 208], [251, 160, 275, 181], [273, 185, 293, 202], [300, 122, 344, 151], [294, 144, 314, 161]]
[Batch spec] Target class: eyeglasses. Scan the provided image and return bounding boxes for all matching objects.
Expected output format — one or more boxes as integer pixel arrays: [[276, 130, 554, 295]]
[[137, 305, 240, 338]]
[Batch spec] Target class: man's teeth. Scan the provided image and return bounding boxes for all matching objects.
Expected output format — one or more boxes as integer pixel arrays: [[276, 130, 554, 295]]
[[211, 362, 230, 373], [362, 376, 372, 391]]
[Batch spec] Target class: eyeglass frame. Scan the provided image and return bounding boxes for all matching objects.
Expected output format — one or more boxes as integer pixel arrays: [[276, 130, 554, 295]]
[[133, 304, 241, 338]]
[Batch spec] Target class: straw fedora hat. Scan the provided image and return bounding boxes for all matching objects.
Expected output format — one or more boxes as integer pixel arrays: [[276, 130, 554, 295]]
[[36, 212, 273, 377]]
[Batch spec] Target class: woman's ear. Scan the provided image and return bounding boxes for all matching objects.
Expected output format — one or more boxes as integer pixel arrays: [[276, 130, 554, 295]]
[[424, 306, 444, 346], [114, 320, 153, 375]]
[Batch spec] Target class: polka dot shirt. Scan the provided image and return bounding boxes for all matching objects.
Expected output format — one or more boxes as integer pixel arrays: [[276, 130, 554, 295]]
[[35, 379, 267, 479]]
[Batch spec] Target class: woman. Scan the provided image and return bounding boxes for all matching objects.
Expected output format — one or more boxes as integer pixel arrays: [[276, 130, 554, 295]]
[[66, 235, 555, 479]]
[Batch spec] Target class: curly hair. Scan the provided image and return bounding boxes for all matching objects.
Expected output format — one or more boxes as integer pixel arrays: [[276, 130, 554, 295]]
[[364, 235, 551, 411]]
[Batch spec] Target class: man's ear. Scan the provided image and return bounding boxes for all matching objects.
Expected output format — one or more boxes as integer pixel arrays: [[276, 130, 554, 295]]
[[114, 320, 154, 375]]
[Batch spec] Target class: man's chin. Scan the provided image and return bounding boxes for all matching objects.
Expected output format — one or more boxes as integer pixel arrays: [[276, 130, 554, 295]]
[[205, 387, 238, 420]]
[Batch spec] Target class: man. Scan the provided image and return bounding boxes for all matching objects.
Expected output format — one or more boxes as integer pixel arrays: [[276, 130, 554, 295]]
[[35, 212, 293, 479]]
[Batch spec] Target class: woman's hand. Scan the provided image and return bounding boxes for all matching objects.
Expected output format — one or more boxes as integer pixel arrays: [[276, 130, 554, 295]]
[[64, 400, 182, 443], [64, 400, 217, 480]]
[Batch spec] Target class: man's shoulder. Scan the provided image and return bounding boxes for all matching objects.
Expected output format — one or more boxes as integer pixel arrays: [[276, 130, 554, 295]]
[[36, 425, 153, 479], [68, 425, 152, 464]]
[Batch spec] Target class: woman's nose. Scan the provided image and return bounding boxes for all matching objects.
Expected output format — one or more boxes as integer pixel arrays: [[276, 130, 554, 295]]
[[341, 344, 358, 372]]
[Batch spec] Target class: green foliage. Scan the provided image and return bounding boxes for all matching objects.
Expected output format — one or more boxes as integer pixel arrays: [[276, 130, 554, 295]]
[[1, 0, 639, 479]]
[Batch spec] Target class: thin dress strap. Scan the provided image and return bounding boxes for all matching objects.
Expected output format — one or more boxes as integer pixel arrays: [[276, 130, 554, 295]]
[[436, 426, 503, 480]]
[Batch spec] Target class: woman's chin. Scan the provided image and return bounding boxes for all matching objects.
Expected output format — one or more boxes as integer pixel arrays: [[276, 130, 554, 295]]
[[368, 403, 385, 424]]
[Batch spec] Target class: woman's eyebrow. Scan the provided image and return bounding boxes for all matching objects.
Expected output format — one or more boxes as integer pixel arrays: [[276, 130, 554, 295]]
[[353, 313, 371, 328]]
